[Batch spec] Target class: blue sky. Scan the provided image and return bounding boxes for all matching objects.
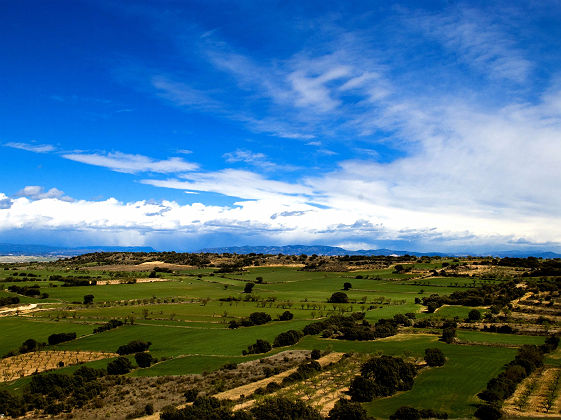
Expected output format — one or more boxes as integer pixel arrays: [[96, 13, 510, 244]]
[[1, 0, 561, 252]]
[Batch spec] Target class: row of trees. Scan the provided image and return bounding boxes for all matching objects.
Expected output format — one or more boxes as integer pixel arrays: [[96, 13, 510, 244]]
[[476, 337, 560, 419]]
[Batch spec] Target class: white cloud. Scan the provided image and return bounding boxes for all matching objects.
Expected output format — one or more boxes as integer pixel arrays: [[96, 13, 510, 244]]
[[409, 7, 532, 82], [0, 193, 12, 209], [62, 151, 198, 174], [223, 149, 268, 164], [15, 186, 73, 202], [142, 169, 312, 201], [5, 142, 56, 153]]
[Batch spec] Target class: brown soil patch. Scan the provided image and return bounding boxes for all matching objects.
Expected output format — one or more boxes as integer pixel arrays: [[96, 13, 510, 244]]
[[215, 352, 344, 402], [504, 367, 561, 417], [83, 262, 194, 272], [0, 350, 118, 382]]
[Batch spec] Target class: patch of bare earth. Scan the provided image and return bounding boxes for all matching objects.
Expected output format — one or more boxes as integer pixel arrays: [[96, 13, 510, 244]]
[[504, 367, 561, 417], [0, 351, 118, 382], [66, 350, 311, 420], [216, 352, 344, 404], [83, 262, 194, 272]]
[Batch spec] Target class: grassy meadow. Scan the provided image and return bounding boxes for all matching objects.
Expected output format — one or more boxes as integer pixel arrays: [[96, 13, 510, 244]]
[[0, 259, 552, 418]]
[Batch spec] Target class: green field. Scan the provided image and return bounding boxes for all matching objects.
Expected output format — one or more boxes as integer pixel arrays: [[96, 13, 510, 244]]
[[0, 262, 553, 418]]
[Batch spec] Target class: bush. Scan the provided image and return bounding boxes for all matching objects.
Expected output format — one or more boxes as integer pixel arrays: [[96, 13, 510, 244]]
[[468, 309, 482, 321], [474, 404, 502, 420], [357, 356, 416, 398], [244, 282, 255, 293], [250, 397, 322, 420], [248, 312, 272, 325], [107, 357, 133, 375], [311, 349, 321, 360], [184, 389, 199, 402], [349, 376, 376, 402], [278, 311, 294, 321], [243, 339, 272, 355], [93, 319, 123, 334], [424, 348, 446, 367], [390, 406, 421, 420], [328, 398, 368, 420], [328, 292, 349, 303], [273, 330, 303, 347], [83, 294, 94, 305], [117, 340, 152, 355], [19, 338, 40, 354], [441, 327, 456, 344], [48, 332, 76, 345], [343, 282, 352, 291], [134, 352, 154, 368]]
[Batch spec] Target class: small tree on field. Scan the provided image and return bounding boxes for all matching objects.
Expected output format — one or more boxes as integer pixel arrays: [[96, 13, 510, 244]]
[[468, 309, 482, 322], [244, 282, 255, 293], [107, 357, 133, 375], [424, 348, 446, 367], [328, 292, 349, 303], [441, 327, 456, 344], [279, 310, 294, 321], [135, 352, 154, 368], [343, 282, 352, 291], [83, 294, 94, 305], [328, 398, 368, 420]]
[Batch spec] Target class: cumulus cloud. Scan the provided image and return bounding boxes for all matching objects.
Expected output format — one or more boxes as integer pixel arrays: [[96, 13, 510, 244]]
[[0, 191, 558, 252], [62, 151, 198, 174], [0, 194, 12, 209], [15, 186, 73, 202]]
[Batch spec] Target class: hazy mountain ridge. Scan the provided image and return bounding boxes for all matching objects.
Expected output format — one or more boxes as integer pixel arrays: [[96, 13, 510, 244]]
[[0, 243, 559, 258], [198, 245, 561, 258], [0, 243, 156, 256]]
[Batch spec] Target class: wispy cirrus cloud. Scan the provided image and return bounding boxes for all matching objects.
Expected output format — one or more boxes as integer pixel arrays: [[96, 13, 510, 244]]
[[408, 7, 532, 83], [62, 151, 198, 174], [5, 142, 56, 153], [142, 168, 312, 201]]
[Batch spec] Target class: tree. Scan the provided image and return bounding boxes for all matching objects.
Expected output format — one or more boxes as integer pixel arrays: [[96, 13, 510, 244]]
[[135, 352, 154, 368], [349, 376, 376, 402], [468, 309, 482, 322], [250, 396, 322, 420], [279, 310, 294, 321], [256, 276, 264, 284], [474, 404, 502, 420], [117, 340, 151, 355], [107, 357, 133, 375], [328, 398, 368, 420], [244, 282, 255, 293], [19, 338, 39, 354], [83, 294, 94, 305], [248, 312, 271, 325], [273, 330, 303, 347], [441, 327, 456, 344], [390, 406, 421, 420], [424, 348, 446, 367], [243, 339, 272, 355], [343, 282, 352, 291], [358, 356, 416, 398], [328, 292, 349, 303]]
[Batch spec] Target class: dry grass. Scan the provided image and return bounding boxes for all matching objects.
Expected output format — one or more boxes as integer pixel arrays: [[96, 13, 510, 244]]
[[0, 350, 118, 382]]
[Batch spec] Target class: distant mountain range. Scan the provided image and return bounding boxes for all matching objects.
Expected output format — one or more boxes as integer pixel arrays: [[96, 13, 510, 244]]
[[0, 243, 559, 259], [198, 245, 561, 258], [0, 243, 156, 257]]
